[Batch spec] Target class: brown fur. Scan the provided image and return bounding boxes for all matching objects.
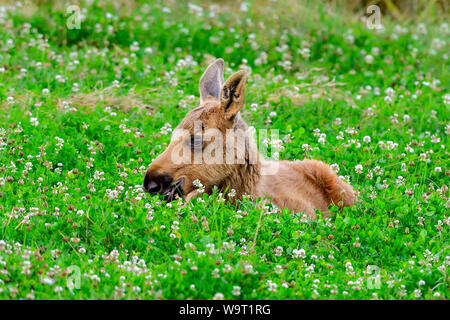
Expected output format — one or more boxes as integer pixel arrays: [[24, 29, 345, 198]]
[[144, 59, 355, 218]]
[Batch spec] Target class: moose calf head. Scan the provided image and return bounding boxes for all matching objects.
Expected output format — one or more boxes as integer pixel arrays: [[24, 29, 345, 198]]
[[143, 59, 258, 201]]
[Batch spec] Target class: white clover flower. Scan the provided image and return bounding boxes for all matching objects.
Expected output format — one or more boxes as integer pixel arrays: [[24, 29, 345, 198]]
[[130, 41, 139, 52], [30, 117, 39, 126], [41, 277, 55, 285], [346, 34, 354, 44], [266, 280, 278, 292], [355, 164, 363, 174], [275, 265, 283, 274], [396, 176, 406, 186], [417, 23, 427, 35], [274, 246, 283, 257], [223, 264, 233, 273], [210, 268, 220, 278], [330, 163, 339, 173], [318, 135, 326, 144], [431, 135, 440, 143], [371, 47, 380, 56], [193, 179, 205, 193], [243, 264, 254, 274], [414, 289, 422, 298], [160, 122, 172, 135], [292, 248, 306, 258], [443, 93, 450, 105], [419, 153, 430, 162], [385, 87, 395, 97], [299, 48, 310, 59], [213, 292, 224, 300], [364, 54, 374, 64]]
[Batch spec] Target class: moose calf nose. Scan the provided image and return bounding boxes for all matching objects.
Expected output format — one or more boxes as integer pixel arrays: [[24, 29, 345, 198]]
[[143, 172, 173, 194], [146, 181, 160, 193]]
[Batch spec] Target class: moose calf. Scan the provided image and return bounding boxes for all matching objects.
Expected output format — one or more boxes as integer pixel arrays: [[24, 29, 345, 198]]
[[144, 59, 355, 217]]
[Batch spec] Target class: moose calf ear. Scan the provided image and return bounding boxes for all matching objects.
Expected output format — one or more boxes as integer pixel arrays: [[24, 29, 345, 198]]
[[220, 70, 247, 120], [199, 58, 224, 103]]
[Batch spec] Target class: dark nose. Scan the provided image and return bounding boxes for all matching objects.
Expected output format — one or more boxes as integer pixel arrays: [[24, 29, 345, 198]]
[[143, 172, 173, 194]]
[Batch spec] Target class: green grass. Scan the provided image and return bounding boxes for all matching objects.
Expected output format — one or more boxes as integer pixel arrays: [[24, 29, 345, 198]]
[[0, 0, 449, 300]]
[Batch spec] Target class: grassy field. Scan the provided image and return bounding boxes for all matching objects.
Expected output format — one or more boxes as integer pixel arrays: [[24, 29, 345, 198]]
[[0, 0, 449, 300]]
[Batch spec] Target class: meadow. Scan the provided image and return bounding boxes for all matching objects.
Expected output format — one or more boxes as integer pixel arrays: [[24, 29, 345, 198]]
[[0, 0, 448, 300]]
